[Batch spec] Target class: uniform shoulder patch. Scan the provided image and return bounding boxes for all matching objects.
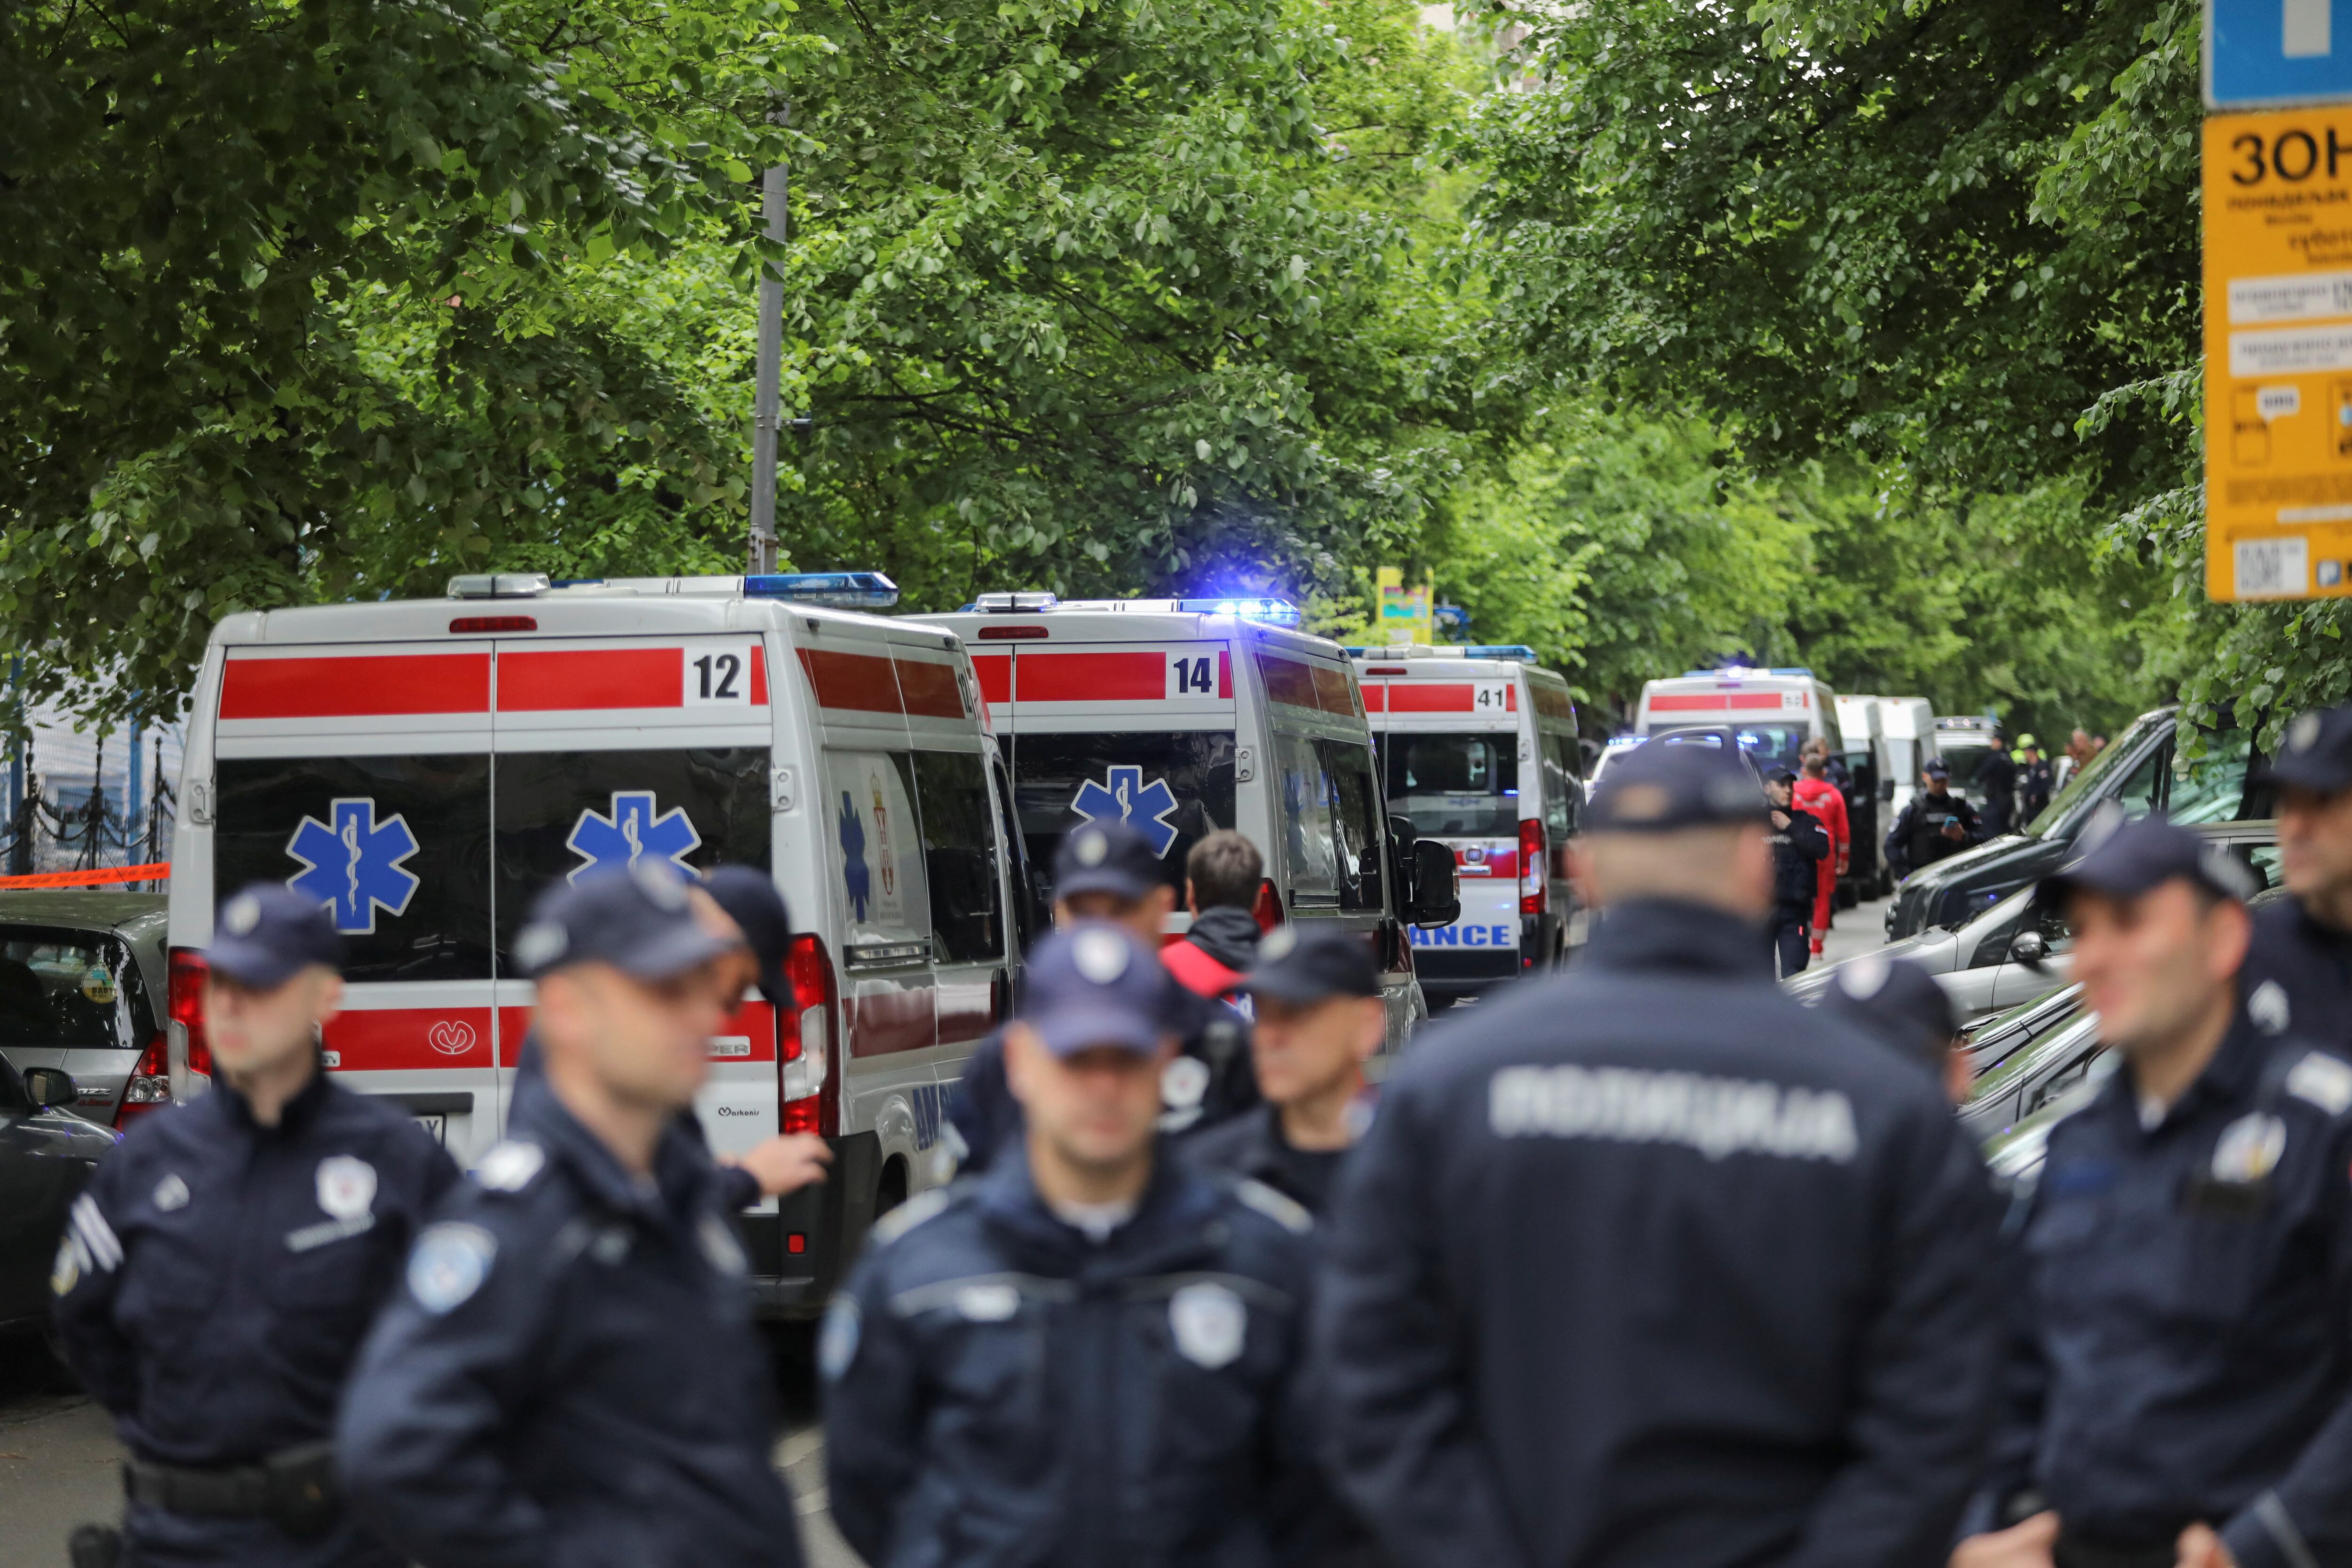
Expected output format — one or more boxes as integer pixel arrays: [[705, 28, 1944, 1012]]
[[870, 1186, 954, 1247], [1233, 1178, 1312, 1235], [2287, 1051, 2352, 1116], [475, 1141, 546, 1193], [407, 1222, 498, 1314]]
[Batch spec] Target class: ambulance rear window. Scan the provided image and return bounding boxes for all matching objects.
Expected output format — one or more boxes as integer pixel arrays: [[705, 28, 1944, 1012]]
[[1383, 734, 1518, 838], [1009, 732, 1237, 899], [912, 751, 1005, 965]]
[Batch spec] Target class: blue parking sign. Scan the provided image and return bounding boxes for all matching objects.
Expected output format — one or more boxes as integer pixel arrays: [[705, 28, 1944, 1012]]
[[2209, 0, 2352, 109]]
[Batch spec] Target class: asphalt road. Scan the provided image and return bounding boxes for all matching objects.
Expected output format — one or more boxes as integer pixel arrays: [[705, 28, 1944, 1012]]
[[0, 1329, 865, 1568]]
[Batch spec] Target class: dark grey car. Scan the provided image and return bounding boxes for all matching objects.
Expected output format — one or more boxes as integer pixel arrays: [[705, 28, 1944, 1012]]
[[0, 893, 170, 1128], [0, 1056, 113, 1333]]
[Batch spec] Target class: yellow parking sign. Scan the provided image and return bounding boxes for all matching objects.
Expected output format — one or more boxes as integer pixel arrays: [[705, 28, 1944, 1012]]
[[2204, 105, 2352, 599]]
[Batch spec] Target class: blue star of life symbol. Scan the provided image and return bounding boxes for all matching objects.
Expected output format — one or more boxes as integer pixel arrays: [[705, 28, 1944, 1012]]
[[1071, 765, 1181, 857], [838, 792, 872, 922], [565, 791, 703, 884], [286, 798, 421, 935]]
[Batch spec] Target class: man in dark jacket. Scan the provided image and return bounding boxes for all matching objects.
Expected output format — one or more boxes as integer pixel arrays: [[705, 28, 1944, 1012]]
[[2017, 738, 2056, 823], [1765, 768, 1830, 977], [2241, 704, 2352, 1054], [1318, 740, 2003, 1568], [1163, 829, 1265, 1008], [1885, 761, 1985, 880], [1976, 729, 2019, 837], [824, 922, 1321, 1568]]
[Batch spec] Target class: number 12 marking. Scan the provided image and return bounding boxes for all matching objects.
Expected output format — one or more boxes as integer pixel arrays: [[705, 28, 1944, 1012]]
[[685, 647, 753, 706]]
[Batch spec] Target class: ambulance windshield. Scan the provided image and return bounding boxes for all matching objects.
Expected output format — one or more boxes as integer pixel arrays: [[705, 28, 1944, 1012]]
[[1382, 733, 1518, 839], [1009, 732, 1238, 899]]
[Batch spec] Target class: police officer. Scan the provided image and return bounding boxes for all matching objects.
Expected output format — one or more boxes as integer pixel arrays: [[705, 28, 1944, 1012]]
[[947, 820, 1258, 1172], [824, 921, 1323, 1566], [1978, 727, 2019, 837], [2018, 737, 2055, 823], [1765, 767, 1830, 977], [1954, 814, 2352, 1568], [1885, 758, 1985, 880], [1816, 952, 1972, 1104], [51, 883, 458, 1568], [1319, 741, 2003, 1568], [337, 864, 806, 1568], [1185, 925, 1384, 1214], [2241, 703, 2352, 1051]]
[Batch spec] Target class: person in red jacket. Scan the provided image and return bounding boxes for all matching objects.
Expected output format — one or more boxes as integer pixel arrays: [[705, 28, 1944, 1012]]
[[1795, 744, 1850, 959], [1160, 829, 1267, 1009]]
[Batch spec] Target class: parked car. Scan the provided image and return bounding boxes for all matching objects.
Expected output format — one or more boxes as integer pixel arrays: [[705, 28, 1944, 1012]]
[[0, 1056, 112, 1336], [1980, 1049, 2118, 1190], [1884, 707, 2265, 938], [0, 892, 171, 1127]]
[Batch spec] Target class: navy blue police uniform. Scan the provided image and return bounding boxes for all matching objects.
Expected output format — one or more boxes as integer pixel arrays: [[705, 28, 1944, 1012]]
[[946, 821, 1257, 1175], [1884, 766, 1985, 879], [51, 885, 458, 1568], [1815, 953, 1962, 1082], [337, 864, 804, 1568], [825, 922, 1322, 1568], [1765, 769, 1830, 977], [1319, 743, 2004, 1568], [1977, 742, 2018, 838], [2241, 706, 2352, 1055], [1971, 816, 2352, 1568]]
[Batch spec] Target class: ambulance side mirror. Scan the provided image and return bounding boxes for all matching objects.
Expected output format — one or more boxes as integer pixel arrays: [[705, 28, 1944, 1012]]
[[1405, 840, 1460, 930]]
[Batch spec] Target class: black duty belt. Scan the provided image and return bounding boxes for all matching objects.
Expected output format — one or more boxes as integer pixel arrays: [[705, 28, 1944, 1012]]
[[122, 1440, 341, 1536]]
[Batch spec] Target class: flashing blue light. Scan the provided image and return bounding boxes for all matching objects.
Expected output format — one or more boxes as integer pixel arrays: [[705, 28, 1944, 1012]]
[[1463, 645, 1539, 661], [745, 571, 900, 609], [1177, 597, 1302, 627], [1769, 666, 1815, 677]]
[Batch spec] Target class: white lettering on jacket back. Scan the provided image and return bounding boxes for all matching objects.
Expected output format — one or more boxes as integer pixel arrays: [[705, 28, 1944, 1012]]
[[1489, 1066, 1859, 1163]]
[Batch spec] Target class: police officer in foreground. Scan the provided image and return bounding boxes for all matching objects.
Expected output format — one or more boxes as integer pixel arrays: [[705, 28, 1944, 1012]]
[[338, 864, 806, 1568], [52, 884, 459, 1568], [824, 922, 1322, 1566], [1886, 758, 1986, 881], [1185, 924, 1384, 1214], [2241, 703, 2352, 1051], [947, 820, 1258, 1172], [1319, 741, 2004, 1568], [1953, 814, 2352, 1568], [1816, 952, 1972, 1104]]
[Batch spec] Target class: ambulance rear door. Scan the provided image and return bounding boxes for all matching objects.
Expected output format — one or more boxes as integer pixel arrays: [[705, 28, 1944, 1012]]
[[487, 630, 780, 1186], [207, 639, 503, 1167], [1364, 665, 1522, 986]]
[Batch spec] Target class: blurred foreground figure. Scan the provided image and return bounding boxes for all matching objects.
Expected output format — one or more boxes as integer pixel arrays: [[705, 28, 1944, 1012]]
[[1955, 815, 2352, 1568], [1819, 953, 1972, 1104], [1319, 741, 2004, 1568], [339, 865, 806, 1568], [825, 923, 1322, 1567], [2244, 703, 2352, 1053]]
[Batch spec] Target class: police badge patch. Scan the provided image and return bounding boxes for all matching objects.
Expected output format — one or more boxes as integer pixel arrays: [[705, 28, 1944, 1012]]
[[1168, 1281, 1247, 1369], [316, 1155, 377, 1222], [408, 1224, 497, 1315], [2212, 1113, 2288, 1183]]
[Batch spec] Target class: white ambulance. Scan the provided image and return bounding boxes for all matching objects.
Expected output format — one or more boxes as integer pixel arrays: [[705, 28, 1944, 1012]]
[[1347, 645, 1582, 1007], [906, 595, 1457, 1053], [163, 570, 1019, 1318], [1635, 667, 1844, 772]]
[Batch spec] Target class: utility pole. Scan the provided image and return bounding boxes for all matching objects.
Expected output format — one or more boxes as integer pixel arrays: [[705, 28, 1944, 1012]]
[[747, 113, 789, 576]]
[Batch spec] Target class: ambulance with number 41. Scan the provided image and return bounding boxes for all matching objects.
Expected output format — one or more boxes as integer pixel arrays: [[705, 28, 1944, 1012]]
[[1348, 645, 1583, 1008], [164, 570, 1026, 1319]]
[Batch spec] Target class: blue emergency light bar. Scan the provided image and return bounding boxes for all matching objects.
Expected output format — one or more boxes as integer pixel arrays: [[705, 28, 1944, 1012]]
[[744, 572, 900, 609], [1176, 597, 1302, 627], [1462, 645, 1539, 661], [1678, 665, 1814, 678]]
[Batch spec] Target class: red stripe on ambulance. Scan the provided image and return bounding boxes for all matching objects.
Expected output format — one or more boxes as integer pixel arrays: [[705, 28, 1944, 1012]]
[[971, 654, 1012, 706], [221, 654, 491, 719], [895, 660, 965, 720], [499, 648, 681, 710], [798, 648, 902, 714], [1385, 683, 1476, 714], [1014, 652, 1164, 702], [324, 1007, 496, 1071]]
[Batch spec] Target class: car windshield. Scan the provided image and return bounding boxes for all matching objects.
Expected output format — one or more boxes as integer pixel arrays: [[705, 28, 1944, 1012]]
[[2022, 710, 2172, 837], [0, 926, 150, 1055], [2167, 731, 2253, 826], [1383, 732, 1518, 838]]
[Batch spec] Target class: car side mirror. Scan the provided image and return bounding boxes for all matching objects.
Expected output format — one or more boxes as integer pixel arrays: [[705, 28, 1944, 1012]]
[[1387, 814, 1419, 905], [2009, 931, 2047, 971], [1405, 839, 1461, 929], [1878, 779, 1896, 803], [23, 1066, 76, 1109]]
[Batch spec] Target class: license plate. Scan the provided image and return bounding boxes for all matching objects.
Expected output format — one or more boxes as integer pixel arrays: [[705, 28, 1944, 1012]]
[[413, 1114, 447, 1145]]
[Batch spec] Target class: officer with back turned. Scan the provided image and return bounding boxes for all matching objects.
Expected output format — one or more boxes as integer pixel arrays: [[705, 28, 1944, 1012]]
[[1319, 741, 2003, 1568], [51, 884, 458, 1568], [337, 863, 807, 1568], [1953, 814, 2352, 1568], [1885, 759, 1986, 881], [2241, 704, 2352, 1053]]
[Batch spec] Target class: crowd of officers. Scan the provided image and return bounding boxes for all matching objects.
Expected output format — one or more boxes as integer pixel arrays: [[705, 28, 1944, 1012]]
[[39, 699, 2352, 1568]]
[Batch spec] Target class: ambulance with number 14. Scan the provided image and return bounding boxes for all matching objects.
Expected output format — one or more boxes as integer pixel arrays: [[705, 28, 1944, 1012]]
[[1348, 644, 1583, 1008]]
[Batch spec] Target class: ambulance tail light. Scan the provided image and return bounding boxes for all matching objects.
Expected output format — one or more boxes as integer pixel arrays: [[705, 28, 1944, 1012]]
[[116, 1033, 174, 1125], [780, 934, 839, 1136], [166, 948, 213, 1079], [1252, 878, 1283, 933], [1519, 820, 1548, 917]]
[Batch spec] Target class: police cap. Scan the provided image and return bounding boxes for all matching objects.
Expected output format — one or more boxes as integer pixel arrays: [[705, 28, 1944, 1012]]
[[1923, 757, 1951, 780], [702, 865, 793, 1008], [1018, 922, 1174, 1056], [1815, 954, 1960, 1079], [209, 883, 346, 987], [2035, 810, 2257, 910], [2263, 703, 2352, 794], [1241, 924, 1379, 1005], [513, 862, 743, 982], [1586, 740, 1769, 834], [1055, 819, 1166, 902]]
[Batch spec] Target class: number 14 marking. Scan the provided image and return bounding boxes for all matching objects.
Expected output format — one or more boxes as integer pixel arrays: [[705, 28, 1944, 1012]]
[[1168, 654, 1214, 697]]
